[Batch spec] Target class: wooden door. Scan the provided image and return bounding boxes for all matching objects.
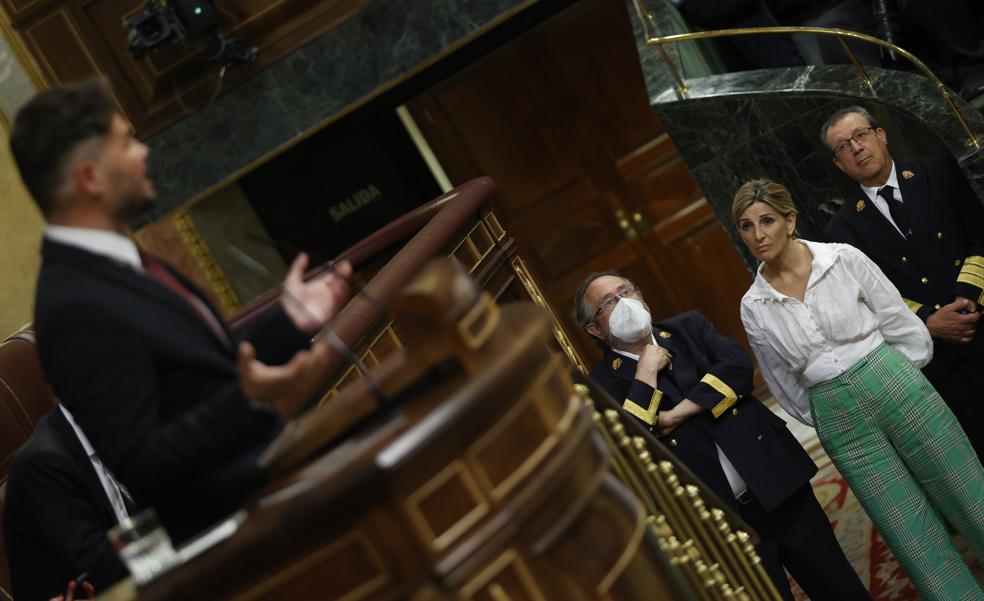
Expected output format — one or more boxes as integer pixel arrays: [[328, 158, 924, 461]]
[[407, 0, 752, 368]]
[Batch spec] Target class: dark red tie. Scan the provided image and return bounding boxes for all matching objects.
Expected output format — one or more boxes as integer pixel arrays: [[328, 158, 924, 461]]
[[140, 252, 229, 345]]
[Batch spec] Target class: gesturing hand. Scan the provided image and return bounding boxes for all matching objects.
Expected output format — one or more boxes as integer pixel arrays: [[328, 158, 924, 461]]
[[237, 341, 331, 418], [926, 298, 979, 344], [281, 254, 353, 335]]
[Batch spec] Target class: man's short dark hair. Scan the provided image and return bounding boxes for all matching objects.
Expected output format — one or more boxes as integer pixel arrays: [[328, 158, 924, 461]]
[[9, 77, 116, 216], [819, 106, 878, 150], [573, 269, 633, 328]]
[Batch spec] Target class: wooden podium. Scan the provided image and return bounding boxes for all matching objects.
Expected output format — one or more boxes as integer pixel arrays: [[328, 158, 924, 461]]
[[99, 258, 697, 601]]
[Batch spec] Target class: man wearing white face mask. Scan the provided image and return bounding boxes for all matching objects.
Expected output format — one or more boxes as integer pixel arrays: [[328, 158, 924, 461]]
[[574, 271, 871, 601]]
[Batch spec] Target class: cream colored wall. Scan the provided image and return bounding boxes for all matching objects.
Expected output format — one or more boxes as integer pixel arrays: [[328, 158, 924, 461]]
[[0, 16, 44, 338], [0, 119, 43, 338]]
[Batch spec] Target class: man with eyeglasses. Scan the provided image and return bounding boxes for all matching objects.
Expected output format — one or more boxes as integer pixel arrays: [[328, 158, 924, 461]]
[[573, 271, 871, 601], [822, 105, 984, 463]]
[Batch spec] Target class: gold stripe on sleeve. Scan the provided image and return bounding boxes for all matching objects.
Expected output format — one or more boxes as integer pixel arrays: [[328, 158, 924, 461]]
[[622, 389, 663, 426], [701, 373, 739, 418]]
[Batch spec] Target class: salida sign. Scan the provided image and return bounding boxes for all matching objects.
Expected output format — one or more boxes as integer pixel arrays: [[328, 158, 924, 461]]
[[329, 184, 382, 223]]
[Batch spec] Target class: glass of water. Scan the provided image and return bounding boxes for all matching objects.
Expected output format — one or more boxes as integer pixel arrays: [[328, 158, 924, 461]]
[[107, 509, 180, 585]]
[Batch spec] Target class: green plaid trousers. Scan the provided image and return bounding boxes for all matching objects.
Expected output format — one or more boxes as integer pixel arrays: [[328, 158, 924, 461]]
[[809, 343, 984, 601]]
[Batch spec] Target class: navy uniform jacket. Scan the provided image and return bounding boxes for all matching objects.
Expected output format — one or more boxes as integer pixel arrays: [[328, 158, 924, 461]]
[[825, 157, 984, 380], [588, 311, 816, 514]]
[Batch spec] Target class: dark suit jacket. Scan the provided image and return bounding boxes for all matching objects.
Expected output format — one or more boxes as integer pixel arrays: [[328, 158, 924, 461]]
[[3, 408, 128, 601], [34, 239, 310, 542], [825, 156, 984, 380], [588, 311, 816, 514]]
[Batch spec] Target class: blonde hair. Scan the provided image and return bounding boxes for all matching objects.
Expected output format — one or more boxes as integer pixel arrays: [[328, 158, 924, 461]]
[[731, 178, 798, 227]]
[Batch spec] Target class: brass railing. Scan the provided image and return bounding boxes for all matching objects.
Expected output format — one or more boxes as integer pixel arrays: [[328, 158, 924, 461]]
[[577, 382, 783, 601], [630, 0, 982, 150]]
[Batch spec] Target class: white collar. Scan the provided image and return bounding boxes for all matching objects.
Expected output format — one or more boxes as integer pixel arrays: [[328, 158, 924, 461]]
[[745, 239, 839, 302], [45, 225, 142, 271], [860, 161, 900, 202], [612, 333, 658, 361]]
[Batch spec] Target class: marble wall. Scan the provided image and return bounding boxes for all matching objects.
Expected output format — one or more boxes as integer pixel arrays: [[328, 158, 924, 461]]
[[137, 0, 545, 228], [626, 0, 984, 270]]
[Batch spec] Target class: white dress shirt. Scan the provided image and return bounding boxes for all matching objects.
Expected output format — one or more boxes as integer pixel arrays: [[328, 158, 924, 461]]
[[613, 337, 748, 497], [59, 405, 130, 525], [740, 240, 932, 426], [860, 161, 904, 237], [45, 225, 143, 271]]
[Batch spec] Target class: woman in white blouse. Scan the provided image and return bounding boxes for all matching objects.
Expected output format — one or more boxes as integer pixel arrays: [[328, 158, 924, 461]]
[[732, 178, 984, 601]]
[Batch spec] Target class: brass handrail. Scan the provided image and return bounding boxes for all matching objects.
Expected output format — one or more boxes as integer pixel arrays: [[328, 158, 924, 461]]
[[631, 0, 982, 149]]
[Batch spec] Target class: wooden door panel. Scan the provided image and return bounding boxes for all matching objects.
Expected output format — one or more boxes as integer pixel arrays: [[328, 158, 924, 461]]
[[429, 48, 581, 223], [509, 0, 665, 160], [619, 135, 705, 224], [0, 0, 53, 19], [655, 203, 752, 349], [506, 181, 624, 281], [21, 8, 101, 84]]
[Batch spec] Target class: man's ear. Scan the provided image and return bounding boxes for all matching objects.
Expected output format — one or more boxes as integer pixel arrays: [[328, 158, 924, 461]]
[[72, 159, 102, 199], [832, 155, 846, 174], [585, 322, 603, 341]]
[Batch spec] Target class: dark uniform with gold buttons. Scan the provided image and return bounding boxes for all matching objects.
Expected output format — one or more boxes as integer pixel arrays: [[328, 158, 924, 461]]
[[825, 156, 984, 461], [588, 311, 870, 601]]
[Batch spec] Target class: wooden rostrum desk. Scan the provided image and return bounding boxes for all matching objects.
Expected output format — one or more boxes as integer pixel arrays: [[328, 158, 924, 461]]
[[99, 270, 776, 600]]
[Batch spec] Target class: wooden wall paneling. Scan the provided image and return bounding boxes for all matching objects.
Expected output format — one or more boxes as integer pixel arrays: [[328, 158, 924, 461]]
[[19, 7, 100, 84], [653, 202, 753, 349], [0, 0, 54, 21], [617, 134, 704, 223], [7, 0, 371, 135], [422, 46, 583, 225]]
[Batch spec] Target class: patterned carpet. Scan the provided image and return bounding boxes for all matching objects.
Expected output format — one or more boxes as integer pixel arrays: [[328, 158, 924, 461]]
[[768, 403, 984, 600]]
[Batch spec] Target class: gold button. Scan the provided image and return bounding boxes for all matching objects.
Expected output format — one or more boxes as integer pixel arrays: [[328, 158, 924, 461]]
[[732, 408, 739, 416], [921, 276, 929, 284], [937, 232, 944, 239], [670, 439, 678, 447], [956, 259, 962, 266], [756, 434, 764, 442], [901, 256, 908, 264], [935, 304, 941, 310]]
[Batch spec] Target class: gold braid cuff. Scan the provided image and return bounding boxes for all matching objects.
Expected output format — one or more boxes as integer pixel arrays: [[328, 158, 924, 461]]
[[701, 373, 738, 418], [622, 388, 663, 426]]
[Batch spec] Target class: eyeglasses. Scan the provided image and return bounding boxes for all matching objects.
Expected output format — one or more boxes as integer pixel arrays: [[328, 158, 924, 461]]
[[594, 285, 639, 317], [832, 127, 875, 157]]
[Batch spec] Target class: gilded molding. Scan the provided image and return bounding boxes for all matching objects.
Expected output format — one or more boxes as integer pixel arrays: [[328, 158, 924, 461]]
[[171, 210, 241, 315], [509, 254, 588, 374]]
